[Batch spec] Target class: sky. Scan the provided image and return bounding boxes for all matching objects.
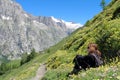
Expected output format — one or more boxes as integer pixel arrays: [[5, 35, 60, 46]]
[[15, 0, 111, 25]]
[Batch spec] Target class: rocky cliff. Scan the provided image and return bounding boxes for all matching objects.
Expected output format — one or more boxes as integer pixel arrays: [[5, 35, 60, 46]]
[[0, 0, 82, 60]]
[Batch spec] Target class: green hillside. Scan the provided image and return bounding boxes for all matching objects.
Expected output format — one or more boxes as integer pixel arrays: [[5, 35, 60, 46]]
[[0, 0, 120, 80], [43, 0, 120, 79], [0, 37, 67, 80]]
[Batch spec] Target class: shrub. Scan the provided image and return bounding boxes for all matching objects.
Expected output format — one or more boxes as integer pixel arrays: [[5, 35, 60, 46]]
[[0, 60, 21, 75], [27, 49, 37, 61], [20, 52, 28, 65], [20, 49, 38, 65]]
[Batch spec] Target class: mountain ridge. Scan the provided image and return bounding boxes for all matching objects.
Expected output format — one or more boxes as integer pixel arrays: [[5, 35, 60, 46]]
[[0, 0, 82, 60]]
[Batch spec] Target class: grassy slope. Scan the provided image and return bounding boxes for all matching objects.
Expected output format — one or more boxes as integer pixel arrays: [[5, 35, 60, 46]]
[[0, 0, 120, 80], [0, 38, 67, 80], [43, 0, 120, 80]]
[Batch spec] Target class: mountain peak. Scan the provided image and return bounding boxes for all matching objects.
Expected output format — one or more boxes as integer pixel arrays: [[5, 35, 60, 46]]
[[50, 16, 83, 29], [51, 16, 61, 22]]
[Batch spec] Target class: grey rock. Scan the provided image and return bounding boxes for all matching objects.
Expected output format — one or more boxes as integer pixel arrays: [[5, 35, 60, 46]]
[[0, 0, 82, 60]]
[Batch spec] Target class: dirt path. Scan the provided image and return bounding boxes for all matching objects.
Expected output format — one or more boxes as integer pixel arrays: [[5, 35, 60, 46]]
[[32, 63, 46, 80]]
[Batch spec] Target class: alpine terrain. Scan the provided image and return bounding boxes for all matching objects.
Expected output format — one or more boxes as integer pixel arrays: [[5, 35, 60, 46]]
[[0, 0, 120, 80], [0, 0, 82, 60]]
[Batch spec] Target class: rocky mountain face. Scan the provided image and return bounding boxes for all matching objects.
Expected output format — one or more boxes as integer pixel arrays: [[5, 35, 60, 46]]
[[0, 0, 82, 60]]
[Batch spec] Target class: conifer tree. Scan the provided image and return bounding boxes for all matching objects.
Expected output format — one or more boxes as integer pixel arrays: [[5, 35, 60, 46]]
[[100, 0, 106, 10]]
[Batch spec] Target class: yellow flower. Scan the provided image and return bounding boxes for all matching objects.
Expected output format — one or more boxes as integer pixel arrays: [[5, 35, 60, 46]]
[[117, 76, 120, 80]]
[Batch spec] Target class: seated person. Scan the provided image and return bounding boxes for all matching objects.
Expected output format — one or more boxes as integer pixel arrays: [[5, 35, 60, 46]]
[[68, 43, 103, 75]]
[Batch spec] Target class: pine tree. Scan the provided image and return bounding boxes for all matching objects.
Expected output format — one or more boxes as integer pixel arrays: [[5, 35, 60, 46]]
[[100, 0, 106, 10]]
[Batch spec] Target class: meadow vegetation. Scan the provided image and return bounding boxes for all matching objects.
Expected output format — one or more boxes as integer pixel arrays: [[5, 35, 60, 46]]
[[0, 0, 120, 80]]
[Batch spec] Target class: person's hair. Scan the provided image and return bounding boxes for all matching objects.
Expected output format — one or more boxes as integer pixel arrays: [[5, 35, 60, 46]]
[[87, 43, 101, 56]]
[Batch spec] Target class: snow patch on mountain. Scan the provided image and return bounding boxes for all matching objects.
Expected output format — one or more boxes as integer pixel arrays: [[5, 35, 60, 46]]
[[24, 14, 29, 18], [10, 0, 13, 4], [1, 15, 12, 20], [51, 16, 83, 29], [33, 20, 40, 24], [51, 16, 61, 22], [65, 22, 82, 29]]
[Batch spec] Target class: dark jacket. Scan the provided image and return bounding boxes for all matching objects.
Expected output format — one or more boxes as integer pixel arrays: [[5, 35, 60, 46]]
[[90, 53, 103, 66], [73, 54, 103, 70]]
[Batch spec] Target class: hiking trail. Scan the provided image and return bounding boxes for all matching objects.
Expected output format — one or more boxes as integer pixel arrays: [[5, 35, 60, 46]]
[[32, 63, 46, 80]]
